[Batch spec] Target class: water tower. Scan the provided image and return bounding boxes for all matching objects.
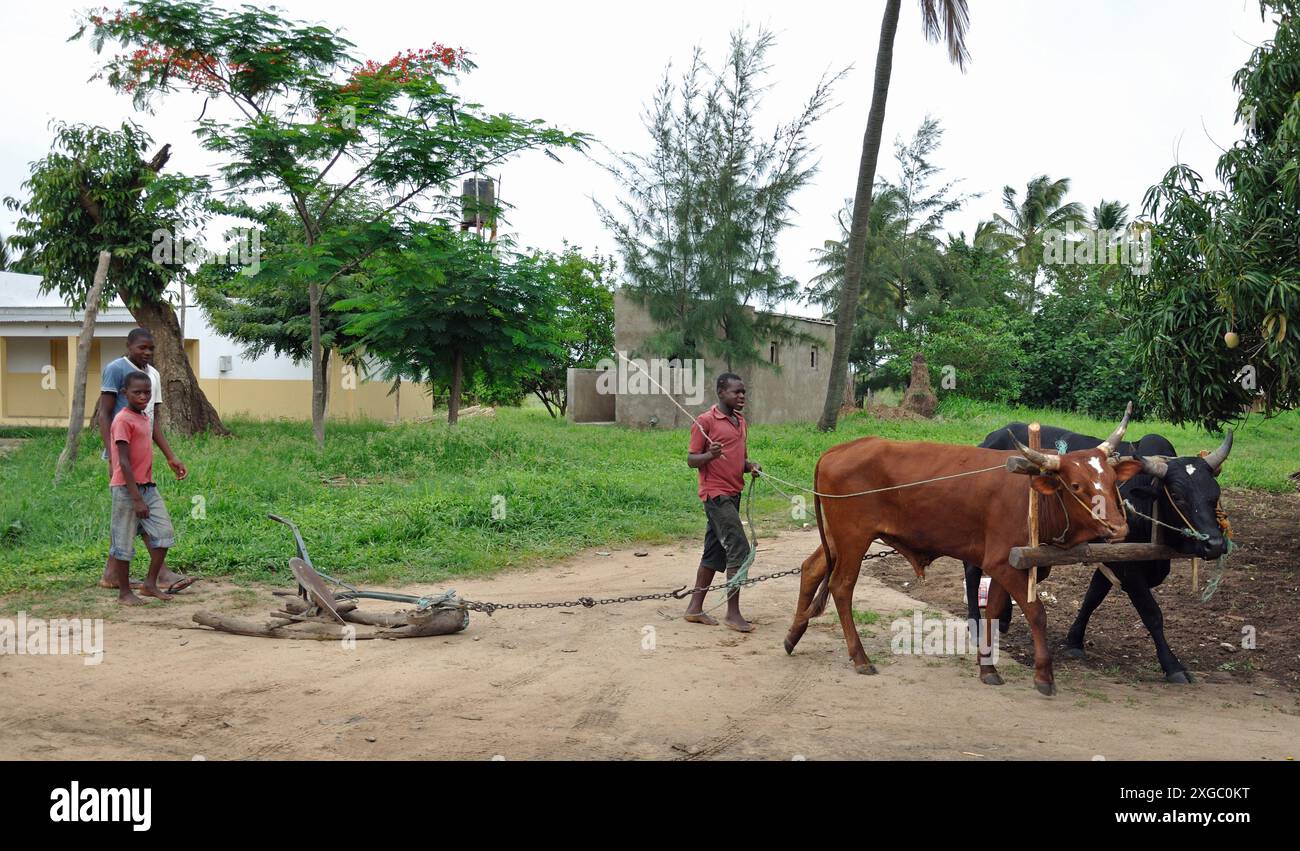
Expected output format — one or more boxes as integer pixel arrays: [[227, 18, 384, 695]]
[[460, 176, 497, 240]]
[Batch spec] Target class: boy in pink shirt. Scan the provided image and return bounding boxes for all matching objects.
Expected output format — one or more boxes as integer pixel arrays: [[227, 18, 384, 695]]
[[107, 372, 178, 605]]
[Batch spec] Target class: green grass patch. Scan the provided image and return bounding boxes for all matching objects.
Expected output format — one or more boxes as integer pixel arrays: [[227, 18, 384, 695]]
[[1, 400, 1296, 598], [850, 608, 882, 626]]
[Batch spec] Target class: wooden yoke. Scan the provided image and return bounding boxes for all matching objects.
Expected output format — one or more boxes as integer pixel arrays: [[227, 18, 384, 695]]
[[1026, 423, 1041, 601]]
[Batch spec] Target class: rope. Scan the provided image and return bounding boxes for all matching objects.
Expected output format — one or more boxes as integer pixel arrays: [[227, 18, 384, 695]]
[[755, 463, 1006, 499]]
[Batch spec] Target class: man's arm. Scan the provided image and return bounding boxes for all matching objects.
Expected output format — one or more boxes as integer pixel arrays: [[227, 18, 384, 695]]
[[687, 422, 723, 469], [97, 392, 117, 460], [687, 444, 724, 469]]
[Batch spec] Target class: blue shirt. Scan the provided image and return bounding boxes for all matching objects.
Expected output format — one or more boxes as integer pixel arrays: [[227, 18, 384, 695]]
[[100, 356, 160, 460]]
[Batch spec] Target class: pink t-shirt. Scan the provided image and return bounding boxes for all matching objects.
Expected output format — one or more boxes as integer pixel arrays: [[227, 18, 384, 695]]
[[110, 407, 154, 487], [688, 404, 748, 500]]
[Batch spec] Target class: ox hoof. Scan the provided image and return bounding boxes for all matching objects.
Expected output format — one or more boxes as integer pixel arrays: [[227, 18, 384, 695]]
[[855, 663, 878, 676], [980, 672, 1004, 686], [783, 638, 796, 655], [1166, 670, 1193, 685], [998, 620, 1012, 636], [1063, 646, 1086, 660], [1034, 681, 1057, 697]]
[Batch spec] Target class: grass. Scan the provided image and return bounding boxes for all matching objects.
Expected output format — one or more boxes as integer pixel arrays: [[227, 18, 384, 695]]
[[1, 398, 1296, 599]]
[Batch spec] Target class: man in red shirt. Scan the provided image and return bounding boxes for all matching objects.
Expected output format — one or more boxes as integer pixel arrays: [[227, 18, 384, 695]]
[[685, 373, 762, 632]]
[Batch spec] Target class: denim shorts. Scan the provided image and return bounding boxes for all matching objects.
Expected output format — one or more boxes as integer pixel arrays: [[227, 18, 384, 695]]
[[109, 485, 176, 560]]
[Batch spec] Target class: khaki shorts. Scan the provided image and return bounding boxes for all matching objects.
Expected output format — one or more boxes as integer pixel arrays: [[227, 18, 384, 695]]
[[109, 485, 175, 560]]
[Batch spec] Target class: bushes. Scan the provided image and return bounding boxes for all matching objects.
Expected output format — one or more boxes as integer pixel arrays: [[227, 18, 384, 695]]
[[1016, 286, 1145, 418], [878, 306, 1027, 404]]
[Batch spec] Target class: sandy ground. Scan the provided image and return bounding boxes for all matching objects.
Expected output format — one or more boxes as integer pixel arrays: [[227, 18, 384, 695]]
[[2, 527, 1297, 761]]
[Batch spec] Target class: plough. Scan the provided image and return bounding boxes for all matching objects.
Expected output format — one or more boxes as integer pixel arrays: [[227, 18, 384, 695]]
[[190, 514, 469, 640]]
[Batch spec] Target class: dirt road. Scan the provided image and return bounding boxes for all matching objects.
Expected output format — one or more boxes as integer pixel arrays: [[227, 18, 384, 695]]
[[2, 528, 1296, 760]]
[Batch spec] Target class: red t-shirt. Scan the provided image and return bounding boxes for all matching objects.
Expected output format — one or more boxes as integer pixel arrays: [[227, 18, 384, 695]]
[[110, 407, 154, 487], [688, 404, 748, 500]]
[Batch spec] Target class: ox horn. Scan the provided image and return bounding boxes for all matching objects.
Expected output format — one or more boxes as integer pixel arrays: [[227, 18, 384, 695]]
[[1007, 430, 1060, 471], [1098, 401, 1134, 454], [1203, 429, 1234, 473]]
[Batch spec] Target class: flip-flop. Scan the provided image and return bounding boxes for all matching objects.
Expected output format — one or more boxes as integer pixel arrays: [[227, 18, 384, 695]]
[[165, 576, 198, 594]]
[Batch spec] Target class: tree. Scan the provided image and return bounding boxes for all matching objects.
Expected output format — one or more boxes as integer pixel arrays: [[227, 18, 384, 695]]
[[988, 174, 1085, 309], [818, 0, 971, 431], [598, 25, 844, 370], [78, 0, 584, 446], [338, 226, 562, 425], [522, 244, 615, 418], [1091, 199, 1129, 231], [3, 121, 228, 435], [55, 251, 113, 482], [808, 190, 907, 383], [192, 195, 373, 411], [810, 116, 973, 330], [1128, 0, 1300, 431]]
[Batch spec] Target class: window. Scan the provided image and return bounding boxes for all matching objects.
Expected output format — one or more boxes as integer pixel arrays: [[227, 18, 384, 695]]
[[769, 342, 779, 365], [810, 346, 818, 369]]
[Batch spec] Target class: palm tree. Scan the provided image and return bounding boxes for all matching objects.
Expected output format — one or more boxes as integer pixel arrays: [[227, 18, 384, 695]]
[[1090, 199, 1129, 231], [818, 0, 971, 431], [990, 175, 1084, 309]]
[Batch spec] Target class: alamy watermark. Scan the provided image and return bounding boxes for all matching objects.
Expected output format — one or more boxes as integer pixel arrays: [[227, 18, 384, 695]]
[[594, 352, 706, 405], [1042, 222, 1152, 275], [152, 227, 261, 275], [890, 611, 999, 664], [0, 612, 104, 666]]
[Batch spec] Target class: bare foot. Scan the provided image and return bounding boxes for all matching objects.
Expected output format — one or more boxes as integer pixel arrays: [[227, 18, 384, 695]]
[[102, 577, 142, 589], [684, 611, 718, 626], [724, 616, 754, 633], [139, 584, 174, 602], [118, 592, 148, 606]]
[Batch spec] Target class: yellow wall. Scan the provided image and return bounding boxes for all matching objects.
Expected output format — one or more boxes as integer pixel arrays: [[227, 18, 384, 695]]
[[1, 336, 428, 425], [199, 358, 429, 422]]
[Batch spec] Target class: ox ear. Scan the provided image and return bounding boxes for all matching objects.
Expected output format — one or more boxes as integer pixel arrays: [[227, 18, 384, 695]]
[[1030, 475, 1062, 494], [1112, 458, 1144, 483], [1006, 457, 1041, 475]]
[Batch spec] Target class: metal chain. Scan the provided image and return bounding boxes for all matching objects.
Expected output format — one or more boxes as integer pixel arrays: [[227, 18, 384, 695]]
[[459, 548, 898, 616]]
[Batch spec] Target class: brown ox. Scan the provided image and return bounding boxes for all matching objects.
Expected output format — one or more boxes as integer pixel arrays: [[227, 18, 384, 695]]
[[783, 411, 1143, 696]]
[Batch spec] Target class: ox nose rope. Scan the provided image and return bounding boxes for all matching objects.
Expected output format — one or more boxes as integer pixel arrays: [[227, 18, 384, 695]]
[[1117, 485, 1235, 603]]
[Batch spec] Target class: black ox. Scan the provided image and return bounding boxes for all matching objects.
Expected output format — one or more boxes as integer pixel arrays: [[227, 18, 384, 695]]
[[963, 423, 1233, 684]]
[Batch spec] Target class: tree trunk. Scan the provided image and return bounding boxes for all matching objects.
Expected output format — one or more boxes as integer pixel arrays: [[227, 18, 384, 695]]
[[448, 348, 464, 425], [55, 251, 112, 483], [129, 294, 229, 437], [309, 280, 325, 448], [818, 0, 901, 432], [70, 142, 227, 437]]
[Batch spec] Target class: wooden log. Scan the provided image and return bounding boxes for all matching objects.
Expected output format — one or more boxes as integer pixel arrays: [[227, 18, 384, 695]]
[[1010, 543, 1187, 570], [193, 609, 467, 640], [1026, 423, 1041, 600], [1192, 557, 1202, 594], [193, 611, 354, 639]]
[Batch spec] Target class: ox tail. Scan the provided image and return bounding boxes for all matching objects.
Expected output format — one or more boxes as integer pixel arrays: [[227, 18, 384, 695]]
[[805, 458, 834, 619]]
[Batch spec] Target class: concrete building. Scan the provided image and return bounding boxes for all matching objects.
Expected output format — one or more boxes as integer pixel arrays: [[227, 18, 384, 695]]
[[0, 271, 415, 427], [568, 289, 843, 427]]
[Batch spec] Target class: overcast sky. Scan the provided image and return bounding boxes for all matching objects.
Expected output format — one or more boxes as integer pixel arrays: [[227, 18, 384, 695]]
[[0, 1, 1277, 318]]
